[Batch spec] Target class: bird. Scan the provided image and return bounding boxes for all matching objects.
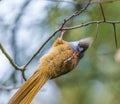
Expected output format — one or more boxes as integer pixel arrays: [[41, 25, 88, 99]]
[[8, 31, 93, 104]]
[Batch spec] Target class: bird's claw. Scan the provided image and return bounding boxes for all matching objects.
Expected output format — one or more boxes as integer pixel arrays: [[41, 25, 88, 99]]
[[60, 30, 66, 40], [64, 51, 79, 63]]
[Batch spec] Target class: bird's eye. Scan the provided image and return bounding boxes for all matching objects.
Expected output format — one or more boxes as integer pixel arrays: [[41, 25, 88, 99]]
[[79, 47, 85, 53], [77, 43, 88, 53], [77, 46, 85, 53]]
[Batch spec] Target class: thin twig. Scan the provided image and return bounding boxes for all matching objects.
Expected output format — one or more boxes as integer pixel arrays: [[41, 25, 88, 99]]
[[99, 3, 106, 21], [95, 23, 99, 41], [63, 20, 120, 30], [112, 23, 117, 48], [21, 70, 27, 81], [63, 0, 91, 24], [0, 43, 22, 70], [45, 0, 119, 5]]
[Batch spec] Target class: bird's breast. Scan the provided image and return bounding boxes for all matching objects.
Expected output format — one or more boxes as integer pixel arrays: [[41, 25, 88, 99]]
[[40, 44, 79, 79]]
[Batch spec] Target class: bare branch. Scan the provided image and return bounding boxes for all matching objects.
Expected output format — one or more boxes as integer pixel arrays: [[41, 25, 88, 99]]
[[95, 23, 99, 40], [63, 20, 120, 30], [21, 70, 27, 81], [0, 43, 22, 70], [62, 0, 91, 25], [99, 3, 106, 21], [113, 23, 118, 48], [45, 0, 120, 5]]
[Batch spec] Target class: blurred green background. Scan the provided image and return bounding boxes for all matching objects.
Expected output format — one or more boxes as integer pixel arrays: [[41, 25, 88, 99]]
[[0, 0, 120, 104]]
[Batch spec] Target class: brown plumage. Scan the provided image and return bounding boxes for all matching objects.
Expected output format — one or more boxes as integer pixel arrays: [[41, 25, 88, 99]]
[[8, 35, 92, 104]]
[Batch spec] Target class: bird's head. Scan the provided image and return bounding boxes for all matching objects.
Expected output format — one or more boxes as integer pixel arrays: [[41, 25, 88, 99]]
[[69, 37, 93, 58]]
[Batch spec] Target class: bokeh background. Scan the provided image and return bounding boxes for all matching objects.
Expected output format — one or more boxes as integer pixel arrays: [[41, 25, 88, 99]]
[[0, 0, 120, 104]]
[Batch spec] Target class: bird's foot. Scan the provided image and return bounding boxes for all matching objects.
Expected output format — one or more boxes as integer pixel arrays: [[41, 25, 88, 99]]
[[59, 30, 66, 40], [64, 51, 79, 63]]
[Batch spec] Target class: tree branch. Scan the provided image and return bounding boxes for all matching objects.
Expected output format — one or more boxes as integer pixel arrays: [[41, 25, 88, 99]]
[[99, 3, 106, 21], [63, 20, 120, 30], [45, 0, 120, 5], [0, 43, 22, 70], [113, 23, 117, 48], [95, 23, 99, 40]]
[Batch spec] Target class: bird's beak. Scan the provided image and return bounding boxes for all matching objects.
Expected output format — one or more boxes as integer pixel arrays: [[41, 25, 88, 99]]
[[79, 37, 93, 48]]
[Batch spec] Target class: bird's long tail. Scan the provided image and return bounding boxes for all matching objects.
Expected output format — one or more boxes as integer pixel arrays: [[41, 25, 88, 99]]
[[8, 70, 50, 104]]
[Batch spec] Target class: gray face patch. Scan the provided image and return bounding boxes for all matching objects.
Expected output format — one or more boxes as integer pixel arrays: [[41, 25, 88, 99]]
[[69, 37, 93, 52], [69, 41, 87, 53], [69, 41, 79, 51]]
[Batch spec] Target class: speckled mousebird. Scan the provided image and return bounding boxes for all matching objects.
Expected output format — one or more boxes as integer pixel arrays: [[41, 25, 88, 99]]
[[8, 31, 93, 104]]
